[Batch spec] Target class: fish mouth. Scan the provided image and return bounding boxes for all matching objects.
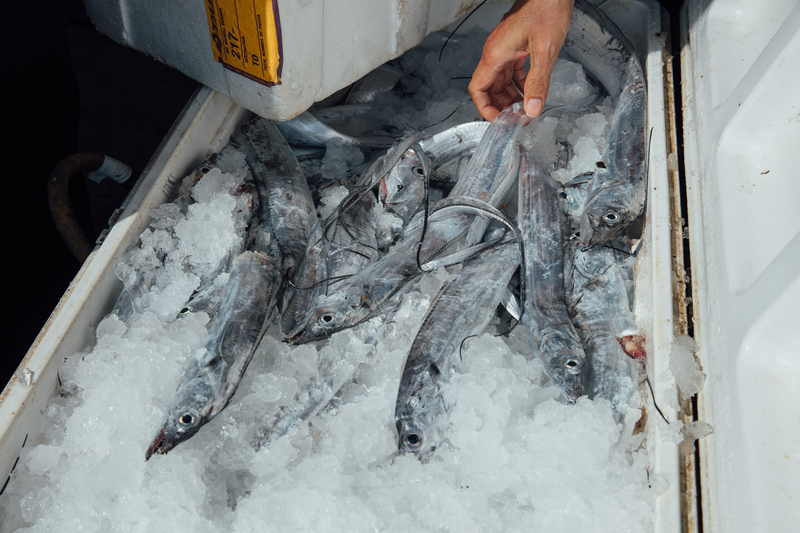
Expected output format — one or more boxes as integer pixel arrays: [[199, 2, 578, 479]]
[[145, 429, 166, 461], [283, 314, 322, 345], [284, 326, 320, 345], [378, 177, 388, 203], [578, 214, 596, 249]]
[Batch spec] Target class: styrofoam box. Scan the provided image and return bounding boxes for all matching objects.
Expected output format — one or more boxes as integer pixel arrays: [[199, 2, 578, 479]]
[[680, 1, 800, 532], [82, 0, 486, 121], [1, 0, 681, 529]]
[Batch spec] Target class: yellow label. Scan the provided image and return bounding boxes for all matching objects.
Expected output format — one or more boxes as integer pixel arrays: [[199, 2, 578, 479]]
[[204, 0, 282, 86]]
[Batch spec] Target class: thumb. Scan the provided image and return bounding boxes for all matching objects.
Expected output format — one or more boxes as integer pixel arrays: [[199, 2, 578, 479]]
[[524, 49, 557, 118]]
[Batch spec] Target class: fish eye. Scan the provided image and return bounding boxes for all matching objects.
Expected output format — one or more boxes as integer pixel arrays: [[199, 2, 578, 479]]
[[396, 183, 404, 191], [596, 161, 607, 169], [318, 313, 336, 327], [179, 307, 191, 315], [412, 165, 424, 177], [557, 191, 568, 200], [404, 431, 422, 449], [564, 356, 583, 375], [177, 413, 197, 428], [603, 211, 620, 224], [201, 166, 211, 174]]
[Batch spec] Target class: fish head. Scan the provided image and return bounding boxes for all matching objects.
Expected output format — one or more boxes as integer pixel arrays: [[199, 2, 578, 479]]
[[145, 376, 216, 460], [540, 330, 584, 402], [380, 150, 426, 222], [288, 284, 370, 344], [395, 370, 448, 462], [559, 174, 591, 223], [578, 186, 635, 249]]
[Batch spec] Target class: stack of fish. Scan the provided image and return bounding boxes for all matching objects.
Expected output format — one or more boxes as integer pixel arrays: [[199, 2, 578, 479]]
[[136, 0, 648, 463]]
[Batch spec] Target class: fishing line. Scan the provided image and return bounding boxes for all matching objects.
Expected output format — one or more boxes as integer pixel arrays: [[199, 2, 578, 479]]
[[327, 204, 380, 256], [420, 97, 476, 130], [411, 143, 432, 271], [601, 242, 637, 256], [288, 274, 352, 291], [459, 334, 478, 361], [645, 375, 670, 424], [438, 0, 489, 62]]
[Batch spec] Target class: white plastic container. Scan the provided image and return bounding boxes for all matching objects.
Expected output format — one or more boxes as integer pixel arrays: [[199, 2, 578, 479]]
[[680, 1, 800, 532], [1, 0, 684, 530], [82, 0, 484, 121]]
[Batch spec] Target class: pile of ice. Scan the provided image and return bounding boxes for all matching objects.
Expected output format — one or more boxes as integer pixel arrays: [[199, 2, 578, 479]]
[[114, 164, 250, 321], [0, 23, 663, 533], [0, 286, 658, 532]]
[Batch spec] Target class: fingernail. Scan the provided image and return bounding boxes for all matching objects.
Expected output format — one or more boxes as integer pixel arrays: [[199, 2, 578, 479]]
[[526, 98, 543, 118]]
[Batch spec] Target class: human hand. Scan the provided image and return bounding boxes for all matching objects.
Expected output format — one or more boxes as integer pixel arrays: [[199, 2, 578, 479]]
[[468, 0, 574, 121]]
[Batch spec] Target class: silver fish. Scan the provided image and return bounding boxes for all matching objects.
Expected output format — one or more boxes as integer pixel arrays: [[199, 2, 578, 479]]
[[566, 239, 646, 361], [310, 104, 401, 141], [376, 123, 491, 246], [518, 151, 585, 402], [558, 172, 593, 231], [568, 252, 641, 419], [237, 117, 317, 281], [563, 0, 640, 104], [292, 103, 529, 344], [282, 134, 422, 337], [419, 122, 490, 177], [283, 190, 380, 336], [579, 60, 647, 248], [562, 0, 648, 248], [146, 250, 280, 459], [379, 148, 427, 230], [275, 110, 395, 149], [344, 63, 404, 104], [325, 191, 379, 293], [396, 238, 520, 461]]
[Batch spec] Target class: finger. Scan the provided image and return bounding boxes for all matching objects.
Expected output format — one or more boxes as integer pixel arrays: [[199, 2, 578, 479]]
[[468, 63, 502, 121], [470, 34, 529, 120], [511, 58, 527, 97], [524, 41, 560, 117]]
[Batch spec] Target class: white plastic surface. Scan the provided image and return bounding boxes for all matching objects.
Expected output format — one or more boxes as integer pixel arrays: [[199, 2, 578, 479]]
[[82, 0, 482, 121], [1, 2, 680, 530], [680, 1, 800, 532]]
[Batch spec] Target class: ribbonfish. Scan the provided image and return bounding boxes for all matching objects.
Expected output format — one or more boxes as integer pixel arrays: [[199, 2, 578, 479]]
[[518, 151, 585, 402], [567, 245, 642, 419], [344, 63, 404, 104], [566, 240, 646, 361], [146, 250, 280, 459], [578, 60, 647, 248], [291, 102, 529, 344], [275, 110, 395, 149], [282, 134, 421, 337], [237, 117, 317, 281], [562, 0, 648, 248], [395, 237, 520, 461], [377, 123, 490, 246]]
